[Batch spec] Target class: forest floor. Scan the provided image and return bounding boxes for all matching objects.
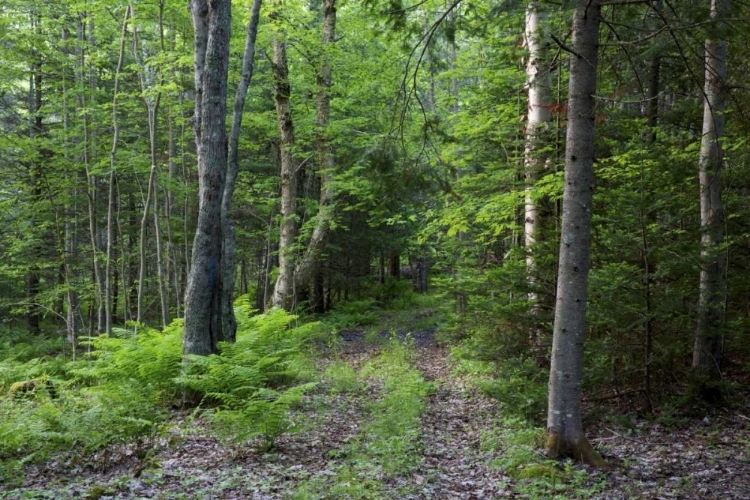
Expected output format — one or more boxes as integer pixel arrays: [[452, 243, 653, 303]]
[[2, 309, 750, 499]]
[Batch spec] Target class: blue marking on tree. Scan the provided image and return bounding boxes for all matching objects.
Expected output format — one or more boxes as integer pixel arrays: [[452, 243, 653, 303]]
[[208, 257, 217, 290]]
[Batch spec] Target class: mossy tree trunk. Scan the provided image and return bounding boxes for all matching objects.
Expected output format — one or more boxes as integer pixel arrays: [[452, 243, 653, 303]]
[[183, 0, 231, 356]]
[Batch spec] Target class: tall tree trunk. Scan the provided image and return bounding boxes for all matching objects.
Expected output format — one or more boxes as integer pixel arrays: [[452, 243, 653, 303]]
[[271, 25, 298, 311], [27, 13, 43, 335], [77, 13, 104, 334], [294, 0, 337, 293], [222, 0, 263, 341], [524, 0, 553, 358], [105, 5, 131, 336], [183, 0, 231, 356], [132, 1, 166, 328], [694, 0, 729, 380], [545, 0, 607, 468]]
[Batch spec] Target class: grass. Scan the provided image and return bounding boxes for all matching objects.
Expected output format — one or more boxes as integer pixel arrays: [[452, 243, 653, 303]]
[[293, 340, 432, 499]]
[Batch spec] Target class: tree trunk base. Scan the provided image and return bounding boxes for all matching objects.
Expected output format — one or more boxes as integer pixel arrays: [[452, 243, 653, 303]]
[[545, 432, 609, 469]]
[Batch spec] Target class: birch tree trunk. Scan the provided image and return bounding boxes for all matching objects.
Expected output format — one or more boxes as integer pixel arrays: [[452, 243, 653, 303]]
[[524, 0, 552, 358], [271, 26, 298, 311], [294, 0, 337, 292], [694, 0, 729, 380], [221, 0, 263, 342], [183, 0, 231, 356], [545, 0, 607, 467]]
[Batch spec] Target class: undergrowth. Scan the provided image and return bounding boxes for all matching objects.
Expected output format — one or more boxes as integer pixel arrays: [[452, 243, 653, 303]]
[[0, 304, 315, 483], [294, 340, 432, 499]]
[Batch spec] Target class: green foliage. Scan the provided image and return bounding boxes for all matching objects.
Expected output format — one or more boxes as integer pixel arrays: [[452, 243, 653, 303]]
[[359, 342, 432, 475], [324, 300, 380, 331], [72, 322, 184, 400], [484, 418, 606, 499], [208, 383, 317, 451], [295, 341, 431, 498], [324, 360, 360, 393], [477, 357, 548, 423], [178, 308, 318, 449], [0, 307, 317, 478]]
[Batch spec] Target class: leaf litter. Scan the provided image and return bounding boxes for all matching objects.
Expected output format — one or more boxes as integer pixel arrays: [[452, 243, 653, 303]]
[[3, 326, 750, 499]]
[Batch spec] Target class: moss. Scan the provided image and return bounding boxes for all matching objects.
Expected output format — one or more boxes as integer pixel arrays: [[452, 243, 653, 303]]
[[8, 377, 56, 399], [86, 485, 114, 500], [515, 463, 563, 481], [545, 432, 609, 470]]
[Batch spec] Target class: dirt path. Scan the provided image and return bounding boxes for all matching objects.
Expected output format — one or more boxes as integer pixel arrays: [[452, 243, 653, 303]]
[[4, 323, 750, 499], [410, 337, 510, 499]]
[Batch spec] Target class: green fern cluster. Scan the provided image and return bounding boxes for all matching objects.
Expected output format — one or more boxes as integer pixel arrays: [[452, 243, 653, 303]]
[[178, 308, 318, 450], [0, 306, 318, 479]]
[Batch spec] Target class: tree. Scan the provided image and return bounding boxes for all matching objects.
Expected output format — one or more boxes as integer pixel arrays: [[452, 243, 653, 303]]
[[545, 0, 607, 467], [523, 0, 553, 359], [270, 4, 297, 311], [221, 0, 263, 342], [293, 0, 337, 297], [693, 0, 729, 380], [183, 0, 231, 356]]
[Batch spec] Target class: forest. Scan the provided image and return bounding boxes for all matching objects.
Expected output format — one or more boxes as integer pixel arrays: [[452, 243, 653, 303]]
[[1, 0, 749, 498]]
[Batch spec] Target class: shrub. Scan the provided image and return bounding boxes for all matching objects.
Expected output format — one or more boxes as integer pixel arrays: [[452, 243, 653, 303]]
[[475, 357, 548, 423]]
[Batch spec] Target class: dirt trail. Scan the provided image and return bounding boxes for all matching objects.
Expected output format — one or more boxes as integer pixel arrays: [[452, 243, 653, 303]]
[[5, 322, 750, 499], [410, 335, 510, 499]]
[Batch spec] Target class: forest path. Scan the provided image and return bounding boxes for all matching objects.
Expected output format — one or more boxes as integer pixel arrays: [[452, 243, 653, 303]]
[[4, 314, 750, 499], [333, 325, 512, 499], [407, 331, 511, 499]]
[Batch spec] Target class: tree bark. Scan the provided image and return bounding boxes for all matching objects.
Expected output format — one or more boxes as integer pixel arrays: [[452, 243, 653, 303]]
[[524, 0, 553, 358], [222, 0, 263, 341], [271, 25, 298, 311], [105, 5, 131, 335], [545, 0, 607, 468], [294, 0, 337, 293], [693, 0, 729, 380], [183, 0, 231, 356]]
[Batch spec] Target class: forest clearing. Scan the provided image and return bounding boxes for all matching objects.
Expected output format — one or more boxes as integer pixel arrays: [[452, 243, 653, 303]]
[[2, 0, 750, 498]]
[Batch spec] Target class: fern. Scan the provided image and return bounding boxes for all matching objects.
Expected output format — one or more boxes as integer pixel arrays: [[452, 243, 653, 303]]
[[179, 309, 319, 448]]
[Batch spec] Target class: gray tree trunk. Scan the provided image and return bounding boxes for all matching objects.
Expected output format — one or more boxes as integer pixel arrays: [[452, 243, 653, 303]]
[[294, 0, 337, 292], [105, 5, 130, 336], [271, 32, 298, 311], [221, 0, 263, 342], [694, 0, 729, 380], [183, 0, 231, 356], [545, 0, 607, 468]]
